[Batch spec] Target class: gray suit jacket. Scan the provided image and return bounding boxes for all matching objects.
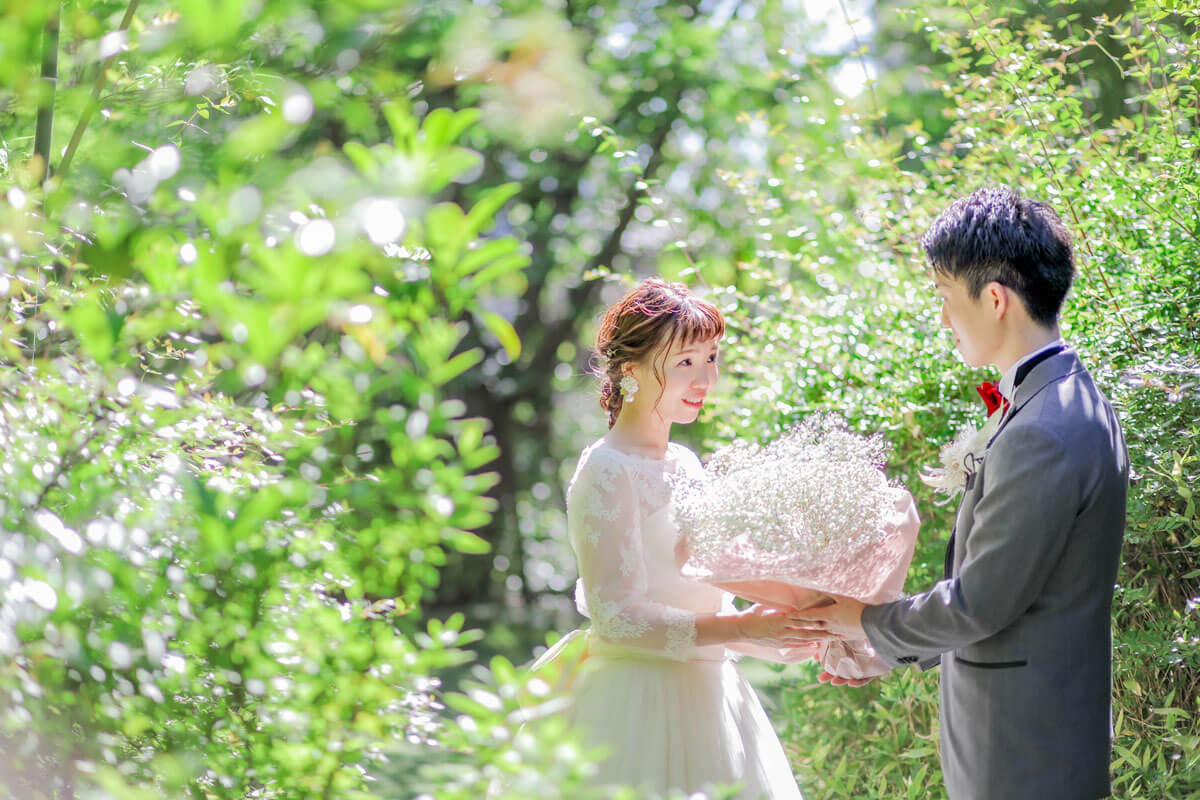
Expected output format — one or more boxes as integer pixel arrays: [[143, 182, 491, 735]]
[[862, 349, 1128, 800]]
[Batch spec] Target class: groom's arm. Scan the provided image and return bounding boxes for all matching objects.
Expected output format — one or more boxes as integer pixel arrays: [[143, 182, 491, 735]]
[[860, 426, 1080, 667]]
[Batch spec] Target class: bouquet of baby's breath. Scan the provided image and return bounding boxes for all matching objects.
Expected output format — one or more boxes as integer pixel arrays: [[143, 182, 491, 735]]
[[671, 416, 919, 605], [672, 417, 920, 679]]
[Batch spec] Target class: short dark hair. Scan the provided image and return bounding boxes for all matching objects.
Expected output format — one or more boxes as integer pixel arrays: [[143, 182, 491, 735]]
[[921, 186, 1075, 326]]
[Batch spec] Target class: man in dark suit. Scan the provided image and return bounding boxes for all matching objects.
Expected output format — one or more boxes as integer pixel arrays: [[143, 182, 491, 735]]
[[795, 187, 1128, 799]]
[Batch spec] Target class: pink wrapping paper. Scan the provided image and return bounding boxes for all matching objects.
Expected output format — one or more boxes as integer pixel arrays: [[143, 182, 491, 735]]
[[702, 488, 922, 678]]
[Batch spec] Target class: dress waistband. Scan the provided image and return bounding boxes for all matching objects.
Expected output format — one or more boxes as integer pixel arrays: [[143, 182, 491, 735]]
[[587, 638, 729, 664], [531, 629, 730, 677]]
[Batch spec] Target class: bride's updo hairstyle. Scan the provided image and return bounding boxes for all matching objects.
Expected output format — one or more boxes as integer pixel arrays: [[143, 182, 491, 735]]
[[594, 278, 724, 428]]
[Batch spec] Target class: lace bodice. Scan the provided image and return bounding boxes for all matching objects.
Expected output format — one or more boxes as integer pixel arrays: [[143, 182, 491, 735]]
[[566, 438, 726, 662]]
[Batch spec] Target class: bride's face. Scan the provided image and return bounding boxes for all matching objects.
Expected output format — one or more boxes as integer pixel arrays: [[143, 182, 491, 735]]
[[629, 335, 720, 424]]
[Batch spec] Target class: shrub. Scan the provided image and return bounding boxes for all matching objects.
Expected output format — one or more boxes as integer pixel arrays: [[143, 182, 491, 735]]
[[704, 1, 1199, 796]]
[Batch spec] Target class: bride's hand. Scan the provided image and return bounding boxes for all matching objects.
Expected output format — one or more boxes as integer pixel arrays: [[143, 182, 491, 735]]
[[736, 604, 830, 648], [818, 670, 873, 688]]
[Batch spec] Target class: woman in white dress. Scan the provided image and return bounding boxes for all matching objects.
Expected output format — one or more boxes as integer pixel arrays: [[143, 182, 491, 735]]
[[557, 278, 817, 798]]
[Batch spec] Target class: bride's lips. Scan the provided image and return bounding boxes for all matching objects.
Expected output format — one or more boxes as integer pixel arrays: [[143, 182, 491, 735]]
[[683, 398, 704, 409]]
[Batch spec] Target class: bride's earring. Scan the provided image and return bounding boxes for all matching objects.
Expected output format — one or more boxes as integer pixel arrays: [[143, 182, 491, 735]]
[[620, 375, 639, 403]]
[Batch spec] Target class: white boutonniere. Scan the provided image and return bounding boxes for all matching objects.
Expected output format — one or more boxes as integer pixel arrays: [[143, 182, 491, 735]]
[[921, 381, 1009, 501]]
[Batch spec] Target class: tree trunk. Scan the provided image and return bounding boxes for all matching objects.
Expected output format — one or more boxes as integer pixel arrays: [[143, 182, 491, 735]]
[[433, 116, 680, 609], [33, 5, 60, 183]]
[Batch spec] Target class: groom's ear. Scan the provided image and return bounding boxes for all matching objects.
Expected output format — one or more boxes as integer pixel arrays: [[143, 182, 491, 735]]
[[985, 281, 1010, 319]]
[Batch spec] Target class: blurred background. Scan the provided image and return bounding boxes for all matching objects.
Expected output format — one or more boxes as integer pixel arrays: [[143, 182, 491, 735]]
[[0, 0, 1196, 797]]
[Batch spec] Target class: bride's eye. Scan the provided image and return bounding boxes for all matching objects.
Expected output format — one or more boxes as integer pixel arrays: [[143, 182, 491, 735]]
[[708, 353, 718, 363], [678, 358, 692, 366]]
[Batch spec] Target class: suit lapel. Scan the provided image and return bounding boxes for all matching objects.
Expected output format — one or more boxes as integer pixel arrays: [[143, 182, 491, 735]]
[[987, 349, 1085, 448], [944, 349, 1085, 580]]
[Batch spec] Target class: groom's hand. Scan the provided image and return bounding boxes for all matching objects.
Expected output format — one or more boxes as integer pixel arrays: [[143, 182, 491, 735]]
[[790, 595, 868, 640]]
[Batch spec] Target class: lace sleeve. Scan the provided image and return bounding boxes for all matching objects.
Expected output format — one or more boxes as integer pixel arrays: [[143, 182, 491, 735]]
[[669, 442, 704, 478], [567, 449, 697, 661]]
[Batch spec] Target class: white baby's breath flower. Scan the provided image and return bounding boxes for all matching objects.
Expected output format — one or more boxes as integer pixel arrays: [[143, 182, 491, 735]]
[[670, 416, 901, 598]]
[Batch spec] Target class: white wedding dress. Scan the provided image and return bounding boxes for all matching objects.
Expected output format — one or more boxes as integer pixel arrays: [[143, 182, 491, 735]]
[[560, 438, 804, 799]]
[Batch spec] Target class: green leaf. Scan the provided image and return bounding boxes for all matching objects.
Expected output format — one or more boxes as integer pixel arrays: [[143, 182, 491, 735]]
[[465, 183, 521, 237], [456, 237, 519, 278], [343, 141, 378, 178], [480, 311, 520, 360], [226, 114, 292, 161], [449, 529, 491, 555], [77, 231, 136, 280], [427, 147, 483, 192], [383, 102, 418, 147], [443, 692, 493, 718], [421, 107, 481, 149], [426, 202, 470, 270], [462, 446, 500, 471], [490, 655, 516, 684], [427, 347, 483, 385], [468, 253, 530, 291], [65, 294, 124, 363]]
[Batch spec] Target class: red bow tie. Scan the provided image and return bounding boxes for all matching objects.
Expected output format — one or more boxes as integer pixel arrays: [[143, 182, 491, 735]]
[[976, 381, 1010, 417]]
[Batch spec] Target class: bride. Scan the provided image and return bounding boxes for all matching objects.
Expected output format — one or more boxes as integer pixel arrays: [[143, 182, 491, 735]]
[[554, 278, 819, 798]]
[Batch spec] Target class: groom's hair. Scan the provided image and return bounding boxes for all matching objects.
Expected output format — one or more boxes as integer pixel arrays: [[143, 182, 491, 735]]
[[922, 186, 1074, 327]]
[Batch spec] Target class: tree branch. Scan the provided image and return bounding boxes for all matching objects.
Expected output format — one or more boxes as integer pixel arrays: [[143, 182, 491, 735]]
[[517, 117, 676, 398], [56, 0, 142, 180], [34, 402, 111, 508]]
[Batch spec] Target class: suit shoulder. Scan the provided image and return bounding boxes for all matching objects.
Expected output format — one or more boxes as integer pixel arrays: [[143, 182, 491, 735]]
[[1020, 369, 1112, 428]]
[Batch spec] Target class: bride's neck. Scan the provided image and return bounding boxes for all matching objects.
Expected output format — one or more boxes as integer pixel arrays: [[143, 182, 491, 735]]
[[607, 408, 671, 458]]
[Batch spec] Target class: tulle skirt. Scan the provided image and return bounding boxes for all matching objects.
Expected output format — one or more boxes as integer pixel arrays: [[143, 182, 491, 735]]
[[564, 651, 804, 799]]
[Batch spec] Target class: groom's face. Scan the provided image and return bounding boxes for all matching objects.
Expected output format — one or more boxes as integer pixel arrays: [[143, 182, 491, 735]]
[[934, 272, 1000, 368]]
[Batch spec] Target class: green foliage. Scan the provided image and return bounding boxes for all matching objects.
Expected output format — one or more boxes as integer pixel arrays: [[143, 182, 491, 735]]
[[400, 638, 610, 800], [774, 664, 941, 799], [2, 0, 1197, 797], [0, 1, 599, 797], [697, 1, 1199, 797]]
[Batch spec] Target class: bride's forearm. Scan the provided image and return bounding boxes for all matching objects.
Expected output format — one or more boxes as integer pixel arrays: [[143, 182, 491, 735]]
[[693, 611, 748, 646], [693, 604, 810, 649]]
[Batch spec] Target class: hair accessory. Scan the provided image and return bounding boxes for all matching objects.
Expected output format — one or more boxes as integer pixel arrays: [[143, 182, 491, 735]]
[[619, 375, 639, 403], [597, 346, 618, 371]]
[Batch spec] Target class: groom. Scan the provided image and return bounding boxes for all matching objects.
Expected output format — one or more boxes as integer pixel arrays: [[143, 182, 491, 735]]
[[796, 187, 1128, 800]]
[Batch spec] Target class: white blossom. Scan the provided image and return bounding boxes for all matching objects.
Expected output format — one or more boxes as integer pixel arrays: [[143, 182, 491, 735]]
[[921, 411, 1004, 501], [670, 416, 901, 598]]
